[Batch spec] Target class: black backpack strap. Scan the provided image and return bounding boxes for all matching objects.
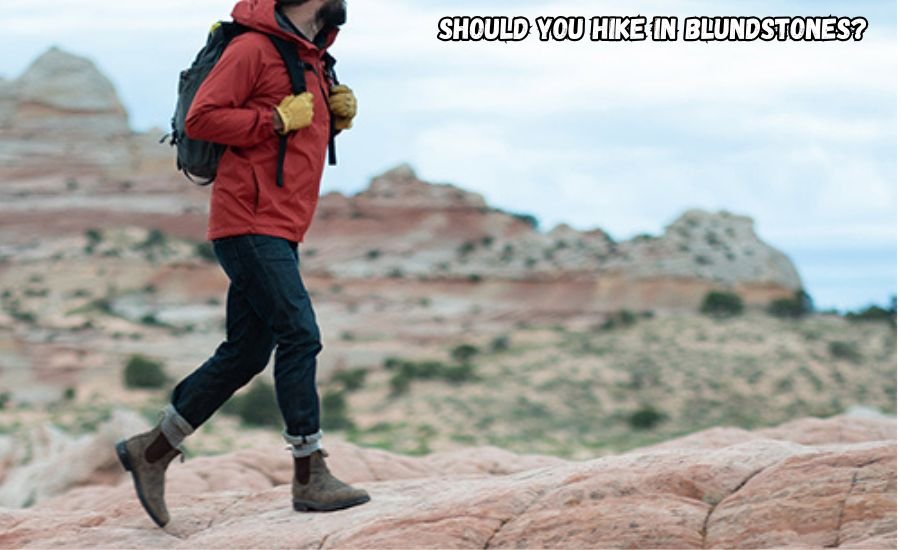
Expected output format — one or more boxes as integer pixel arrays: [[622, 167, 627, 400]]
[[322, 52, 339, 166], [268, 35, 308, 188]]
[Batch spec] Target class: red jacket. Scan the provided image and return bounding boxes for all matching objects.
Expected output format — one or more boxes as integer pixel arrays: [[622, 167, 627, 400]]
[[185, 0, 339, 243]]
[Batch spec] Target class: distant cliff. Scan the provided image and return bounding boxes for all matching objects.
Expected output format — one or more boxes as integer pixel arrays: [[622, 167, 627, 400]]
[[304, 164, 803, 296]]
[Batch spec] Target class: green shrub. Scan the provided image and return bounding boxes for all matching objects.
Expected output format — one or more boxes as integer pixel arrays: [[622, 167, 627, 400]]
[[457, 241, 476, 256], [194, 242, 217, 263], [700, 291, 744, 318], [599, 309, 638, 331], [83, 228, 103, 254], [510, 212, 539, 230], [226, 380, 281, 427], [768, 289, 814, 319], [321, 390, 354, 430], [628, 405, 666, 430], [450, 344, 479, 363], [829, 341, 862, 363], [387, 358, 479, 395], [845, 296, 896, 325], [123, 355, 168, 389], [332, 368, 368, 392], [490, 335, 510, 352], [389, 373, 411, 395], [441, 363, 477, 383], [139, 229, 167, 250], [140, 313, 165, 327]]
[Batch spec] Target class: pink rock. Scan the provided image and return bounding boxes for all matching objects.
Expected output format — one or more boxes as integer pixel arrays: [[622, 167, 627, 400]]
[[0, 414, 893, 549]]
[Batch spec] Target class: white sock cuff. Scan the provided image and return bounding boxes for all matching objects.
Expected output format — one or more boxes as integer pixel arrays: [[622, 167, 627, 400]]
[[283, 428, 323, 457], [160, 403, 195, 448]]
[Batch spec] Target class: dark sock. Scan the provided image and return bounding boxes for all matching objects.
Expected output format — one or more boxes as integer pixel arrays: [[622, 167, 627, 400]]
[[294, 455, 311, 484], [144, 431, 175, 463]]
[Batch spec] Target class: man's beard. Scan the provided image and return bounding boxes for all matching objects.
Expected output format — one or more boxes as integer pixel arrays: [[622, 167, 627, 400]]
[[316, 0, 346, 28]]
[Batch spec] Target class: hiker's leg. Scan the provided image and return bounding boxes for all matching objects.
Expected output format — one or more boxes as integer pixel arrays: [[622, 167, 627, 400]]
[[223, 235, 323, 453], [272, 243, 324, 456], [164, 238, 276, 446]]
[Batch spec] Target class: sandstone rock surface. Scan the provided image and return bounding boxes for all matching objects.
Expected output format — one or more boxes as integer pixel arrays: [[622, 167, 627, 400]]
[[0, 414, 893, 549]]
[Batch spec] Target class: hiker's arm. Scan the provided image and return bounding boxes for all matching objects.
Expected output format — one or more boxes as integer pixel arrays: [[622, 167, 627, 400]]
[[185, 35, 275, 148]]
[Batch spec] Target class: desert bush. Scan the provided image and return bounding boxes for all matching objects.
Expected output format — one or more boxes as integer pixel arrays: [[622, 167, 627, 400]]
[[441, 362, 477, 383], [490, 335, 510, 352], [457, 241, 476, 256], [510, 212, 539, 229], [140, 313, 166, 327], [84, 228, 103, 254], [321, 390, 354, 430], [845, 296, 897, 326], [828, 341, 862, 363], [450, 344, 479, 363], [139, 229, 167, 250], [387, 358, 479, 395], [599, 309, 638, 331], [768, 289, 814, 319], [700, 291, 744, 318], [628, 405, 666, 430], [123, 355, 168, 389], [195, 242, 217, 263], [332, 368, 368, 392], [224, 380, 281, 427]]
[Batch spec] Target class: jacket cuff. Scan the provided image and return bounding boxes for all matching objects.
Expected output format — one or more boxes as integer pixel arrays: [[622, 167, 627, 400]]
[[260, 107, 277, 137]]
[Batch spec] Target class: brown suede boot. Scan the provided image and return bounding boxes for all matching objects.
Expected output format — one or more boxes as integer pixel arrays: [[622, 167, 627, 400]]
[[292, 448, 370, 512], [115, 424, 184, 527]]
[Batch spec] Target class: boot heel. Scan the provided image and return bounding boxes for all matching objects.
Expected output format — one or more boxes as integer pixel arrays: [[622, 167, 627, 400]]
[[115, 440, 133, 472], [293, 500, 310, 512]]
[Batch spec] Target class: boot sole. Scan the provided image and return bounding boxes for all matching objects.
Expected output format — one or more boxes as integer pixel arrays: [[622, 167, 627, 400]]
[[115, 440, 168, 528], [293, 494, 371, 512]]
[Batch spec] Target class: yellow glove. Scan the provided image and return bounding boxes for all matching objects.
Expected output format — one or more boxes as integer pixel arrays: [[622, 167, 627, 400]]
[[274, 92, 314, 134], [328, 84, 357, 130]]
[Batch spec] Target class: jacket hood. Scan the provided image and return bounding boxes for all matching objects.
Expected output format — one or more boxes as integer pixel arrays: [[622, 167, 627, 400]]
[[231, 0, 339, 53]]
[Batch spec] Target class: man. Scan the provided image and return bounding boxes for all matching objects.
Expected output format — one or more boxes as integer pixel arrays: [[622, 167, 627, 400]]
[[115, 0, 369, 528]]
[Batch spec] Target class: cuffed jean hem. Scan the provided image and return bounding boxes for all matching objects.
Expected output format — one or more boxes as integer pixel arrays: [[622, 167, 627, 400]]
[[283, 428, 323, 457], [160, 403, 196, 448]]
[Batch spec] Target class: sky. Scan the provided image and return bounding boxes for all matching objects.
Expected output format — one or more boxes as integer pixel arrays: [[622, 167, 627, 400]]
[[2, 0, 897, 312]]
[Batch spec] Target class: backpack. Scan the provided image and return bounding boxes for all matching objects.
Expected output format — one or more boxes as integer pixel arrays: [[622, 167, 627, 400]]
[[161, 21, 339, 187]]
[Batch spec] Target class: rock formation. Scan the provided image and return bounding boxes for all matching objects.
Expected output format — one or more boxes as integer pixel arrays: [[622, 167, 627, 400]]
[[305, 164, 803, 305], [0, 413, 894, 548], [0, 47, 170, 177]]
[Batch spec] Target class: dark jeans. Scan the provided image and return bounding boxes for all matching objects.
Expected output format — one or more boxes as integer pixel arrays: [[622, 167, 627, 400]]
[[170, 234, 322, 438]]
